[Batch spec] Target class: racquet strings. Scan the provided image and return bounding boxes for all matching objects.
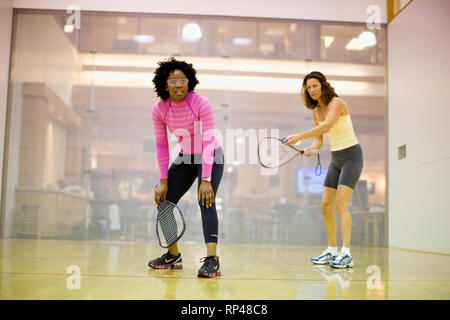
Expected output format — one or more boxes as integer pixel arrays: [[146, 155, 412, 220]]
[[258, 137, 322, 175], [157, 201, 184, 247], [259, 137, 300, 168]]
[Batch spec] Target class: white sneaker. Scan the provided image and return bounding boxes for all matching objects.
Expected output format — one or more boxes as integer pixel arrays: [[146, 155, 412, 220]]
[[311, 249, 337, 265], [329, 253, 353, 269]]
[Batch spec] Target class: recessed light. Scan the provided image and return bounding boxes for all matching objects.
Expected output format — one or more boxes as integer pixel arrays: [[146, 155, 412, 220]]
[[232, 37, 252, 46], [359, 31, 377, 47], [345, 38, 366, 51], [134, 35, 155, 43], [321, 36, 335, 48], [64, 24, 74, 33], [182, 23, 202, 42]]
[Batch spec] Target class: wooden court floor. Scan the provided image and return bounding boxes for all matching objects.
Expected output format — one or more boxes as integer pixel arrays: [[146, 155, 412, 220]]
[[0, 239, 449, 300]]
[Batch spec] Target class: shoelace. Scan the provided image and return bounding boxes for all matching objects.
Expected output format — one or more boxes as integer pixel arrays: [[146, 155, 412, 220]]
[[333, 253, 349, 262], [320, 250, 334, 257]]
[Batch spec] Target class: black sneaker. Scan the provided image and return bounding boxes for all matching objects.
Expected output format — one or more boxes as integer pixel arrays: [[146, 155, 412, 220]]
[[197, 256, 221, 278], [148, 252, 183, 269]]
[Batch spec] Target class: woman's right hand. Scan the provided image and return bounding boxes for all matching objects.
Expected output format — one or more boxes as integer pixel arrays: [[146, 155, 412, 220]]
[[302, 146, 315, 157], [154, 180, 168, 206]]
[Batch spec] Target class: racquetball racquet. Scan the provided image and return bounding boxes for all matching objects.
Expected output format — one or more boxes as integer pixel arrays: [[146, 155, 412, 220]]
[[155, 197, 186, 248], [257, 136, 322, 174]]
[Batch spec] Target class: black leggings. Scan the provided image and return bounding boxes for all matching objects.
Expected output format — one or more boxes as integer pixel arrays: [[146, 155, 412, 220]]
[[165, 147, 224, 243], [324, 144, 363, 190]]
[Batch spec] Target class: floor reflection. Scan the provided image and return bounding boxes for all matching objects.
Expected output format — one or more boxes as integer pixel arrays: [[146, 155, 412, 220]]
[[310, 265, 353, 300], [0, 239, 448, 299]]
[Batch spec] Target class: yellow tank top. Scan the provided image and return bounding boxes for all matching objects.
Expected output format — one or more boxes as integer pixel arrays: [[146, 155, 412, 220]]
[[319, 114, 358, 151]]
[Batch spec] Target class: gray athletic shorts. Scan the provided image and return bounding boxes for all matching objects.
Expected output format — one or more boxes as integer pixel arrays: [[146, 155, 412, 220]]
[[324, 144, 363, 190]]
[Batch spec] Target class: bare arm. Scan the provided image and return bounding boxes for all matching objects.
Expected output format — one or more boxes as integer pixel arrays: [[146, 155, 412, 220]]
[[310, 109, 323, 150], [283, 98, 345, 145]]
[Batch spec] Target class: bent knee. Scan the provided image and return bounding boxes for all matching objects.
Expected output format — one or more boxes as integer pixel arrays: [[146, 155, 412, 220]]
[[321, 201, 334, 213], [334, 198, 349, 212]]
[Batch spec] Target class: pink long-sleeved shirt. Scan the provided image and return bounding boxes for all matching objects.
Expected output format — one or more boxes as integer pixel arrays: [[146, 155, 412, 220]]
[[151, 92, 220, 179]]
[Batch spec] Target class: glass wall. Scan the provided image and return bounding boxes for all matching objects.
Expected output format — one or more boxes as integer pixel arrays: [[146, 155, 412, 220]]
[[2, 9, 387, 246]]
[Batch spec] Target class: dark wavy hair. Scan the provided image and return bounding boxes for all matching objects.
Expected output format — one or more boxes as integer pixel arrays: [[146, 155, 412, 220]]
[[301, 71, 338, 110], [152, 57, 199, 100]]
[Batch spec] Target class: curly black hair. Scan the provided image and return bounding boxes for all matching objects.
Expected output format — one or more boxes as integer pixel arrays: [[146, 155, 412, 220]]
[[152, 57, 200, 100]]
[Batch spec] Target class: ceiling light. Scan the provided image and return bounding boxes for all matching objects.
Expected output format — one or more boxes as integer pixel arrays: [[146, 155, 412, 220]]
[[134, 34, 155, 44], [78, 53, 385, 77], [265, 29, 285, 36], [359, 31, 377, 47], [321, 36, 335, 48], [345, 31, 377, 51], [259, 43, 274, 54], [182, 23, 202, 42], [345, 38, 366, 51], [64, 24, 74, 33], [232, 37, 252, 46], [118, 17, 127, 24], [77, 70, 384, 96]]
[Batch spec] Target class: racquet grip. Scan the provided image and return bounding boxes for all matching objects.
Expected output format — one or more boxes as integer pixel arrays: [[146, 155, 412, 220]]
[[302, 149, 319, 154], [154, 184, 166, 204]]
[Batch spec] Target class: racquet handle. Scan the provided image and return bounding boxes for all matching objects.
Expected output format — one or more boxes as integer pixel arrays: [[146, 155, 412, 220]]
[[300, 148, 319, 155], [280, 136, 318, 154], [154, 184, 166, 204]]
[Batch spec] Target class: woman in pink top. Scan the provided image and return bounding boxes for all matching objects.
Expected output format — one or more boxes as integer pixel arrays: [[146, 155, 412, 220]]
[[148, 58, 223, 278]]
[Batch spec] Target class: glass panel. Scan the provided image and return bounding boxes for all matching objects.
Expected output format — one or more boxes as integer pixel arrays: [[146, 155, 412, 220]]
[[3, 10, 387, 248]]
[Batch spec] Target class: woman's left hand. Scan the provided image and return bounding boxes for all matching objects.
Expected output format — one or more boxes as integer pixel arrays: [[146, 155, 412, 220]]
[[198, 180, 215, 208], [282, 133, 302, 146]]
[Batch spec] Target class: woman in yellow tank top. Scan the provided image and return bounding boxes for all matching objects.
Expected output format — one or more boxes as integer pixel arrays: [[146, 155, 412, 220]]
[[283, 71, 363, 269]]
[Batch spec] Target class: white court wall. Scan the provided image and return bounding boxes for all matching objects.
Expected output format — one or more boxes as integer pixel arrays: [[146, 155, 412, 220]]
[[388, 0, 450, 254]]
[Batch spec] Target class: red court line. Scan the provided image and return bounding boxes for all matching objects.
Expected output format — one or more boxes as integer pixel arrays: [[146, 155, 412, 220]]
[[1, 271, 449, 282]]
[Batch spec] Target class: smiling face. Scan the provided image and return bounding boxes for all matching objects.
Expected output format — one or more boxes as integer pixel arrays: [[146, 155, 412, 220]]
[[305, 78, 322, 101], [166, 69, 189, 102]]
